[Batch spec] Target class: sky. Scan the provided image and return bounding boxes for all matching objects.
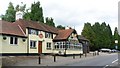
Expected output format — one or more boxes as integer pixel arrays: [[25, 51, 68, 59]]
[[0, 0, 119, 35]]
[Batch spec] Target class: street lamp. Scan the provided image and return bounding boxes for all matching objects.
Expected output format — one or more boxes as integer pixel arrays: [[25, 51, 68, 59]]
[[115, 40, 118, 50]]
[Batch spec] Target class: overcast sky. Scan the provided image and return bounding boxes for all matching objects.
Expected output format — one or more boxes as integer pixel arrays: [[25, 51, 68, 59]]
[[0, 0, 119, 34]]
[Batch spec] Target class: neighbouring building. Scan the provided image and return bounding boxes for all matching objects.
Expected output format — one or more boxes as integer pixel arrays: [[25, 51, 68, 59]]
[[0, 11, 83, 56], [78, 35, 90, 53]]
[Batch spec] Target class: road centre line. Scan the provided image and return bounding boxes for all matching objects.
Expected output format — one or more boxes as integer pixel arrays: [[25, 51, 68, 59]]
[[112, 59, 118, 63], [103, 65, 109, 68]]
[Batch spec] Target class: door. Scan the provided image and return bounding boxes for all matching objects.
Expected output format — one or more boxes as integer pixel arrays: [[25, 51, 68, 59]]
[[38, 41, 42, 54]]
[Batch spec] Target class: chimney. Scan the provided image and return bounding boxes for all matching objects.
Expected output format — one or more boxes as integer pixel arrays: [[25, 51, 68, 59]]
[[65, 26, 72, 29], [16, 11, 23, 20], [65, 26, 69, 29]]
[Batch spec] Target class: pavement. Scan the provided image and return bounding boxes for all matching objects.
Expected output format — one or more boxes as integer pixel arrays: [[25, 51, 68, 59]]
[[1, 52, 118, 67]]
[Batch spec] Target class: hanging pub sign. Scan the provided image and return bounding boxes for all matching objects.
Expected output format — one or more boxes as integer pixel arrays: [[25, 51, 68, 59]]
[[39, 32, 43, 38]]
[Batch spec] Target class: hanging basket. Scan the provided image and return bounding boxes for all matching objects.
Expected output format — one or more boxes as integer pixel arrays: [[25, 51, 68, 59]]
[[3, 36, 7, 40], [22, 38, 26, 42]]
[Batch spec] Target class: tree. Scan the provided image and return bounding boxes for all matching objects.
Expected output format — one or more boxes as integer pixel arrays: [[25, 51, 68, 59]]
[[23, 8, 31, 20], [1, 2, 15, 22], [107, 24, 113, 49], [57, 25, 65, 29], [114, 27, 119, 40], [30, 1, 44, 23], [1, 1, 45, 23], [113, 27, 120, 50], [15, 2, 26, 12], [81, 22, 113, 51], [45, 17, 55, 27], [92, 22, 101, 49], [81, 22, 96, 51]]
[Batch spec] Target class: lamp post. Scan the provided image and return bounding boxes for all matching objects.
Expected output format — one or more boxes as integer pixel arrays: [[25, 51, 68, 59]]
[[115, 40, 118, 50]]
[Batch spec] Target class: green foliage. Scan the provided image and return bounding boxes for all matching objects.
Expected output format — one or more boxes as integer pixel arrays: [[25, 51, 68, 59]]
[[23, 8, 31, 20], [57, 25, 65, 29], [30, 1, 44, 23], [45, 17, 55, 27], [113, 27, 120, 50], [81, 22, 113, 51], [23, 1, 44, 23], [1, 2, 15, 22], [114, 27, 119, 40], [15, 2, 26, 12], [1, 1, 44, 23], [1, 2, 26, 22]]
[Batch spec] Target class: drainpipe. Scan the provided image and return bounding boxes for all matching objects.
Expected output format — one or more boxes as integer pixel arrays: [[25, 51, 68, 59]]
[[27, 30, 29, 56]]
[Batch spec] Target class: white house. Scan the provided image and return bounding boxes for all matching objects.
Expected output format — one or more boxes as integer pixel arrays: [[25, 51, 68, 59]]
[[0, 11, 83, 56]]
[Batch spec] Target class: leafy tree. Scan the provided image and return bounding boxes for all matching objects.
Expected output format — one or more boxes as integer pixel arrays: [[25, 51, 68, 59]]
[[1, 2, 26, 22], [45, 17, 55, 27], [1, 2, 15, 22], [107, 24, 113, 49], [57, 25, 65, 29], [92, 22, 101, 49], [23, 8, 31, 20], [15, 2, 26, 12], [114, 27, 119, 40], [81, 22, 96, 51], [30, 1, 44, 23], [81, 22, 113, 51], [113, 27, 120, 50]]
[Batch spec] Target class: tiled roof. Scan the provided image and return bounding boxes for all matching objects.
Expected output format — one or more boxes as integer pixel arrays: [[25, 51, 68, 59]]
[[14, 19, 59, 34], [0, 20, 26, 37], [53, 29, 75, 41], [1, 19, 78, 40], [78, 35, 89, 41]]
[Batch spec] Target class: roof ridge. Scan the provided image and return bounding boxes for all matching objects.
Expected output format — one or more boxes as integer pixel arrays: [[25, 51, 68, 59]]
[[17, 19, 59, 34]]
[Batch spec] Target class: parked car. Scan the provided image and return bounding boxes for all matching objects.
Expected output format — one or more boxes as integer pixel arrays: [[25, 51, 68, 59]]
[[111, 49, 118, 53], [100, 48, 111, 52]]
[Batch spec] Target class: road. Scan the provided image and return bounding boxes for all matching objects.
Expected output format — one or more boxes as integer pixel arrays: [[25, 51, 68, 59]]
[[65, 53, 118, 67], [2, 53, 119, 68]]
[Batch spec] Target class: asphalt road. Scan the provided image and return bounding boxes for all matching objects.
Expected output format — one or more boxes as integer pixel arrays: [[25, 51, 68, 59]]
[[65, 53, 118, 67]]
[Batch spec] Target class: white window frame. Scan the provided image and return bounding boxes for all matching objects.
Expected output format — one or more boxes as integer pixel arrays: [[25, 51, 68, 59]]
[[29, 29, 38, 35], [30, 40, 36, 49], [46, 42, 51, 50], [10, 37, 18, 45], [45, 32, 52, 38]]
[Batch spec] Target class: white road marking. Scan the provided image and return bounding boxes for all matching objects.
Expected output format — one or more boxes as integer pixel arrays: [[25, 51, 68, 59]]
[[103, 65, 109, 68], [112, 59, 118, 63]]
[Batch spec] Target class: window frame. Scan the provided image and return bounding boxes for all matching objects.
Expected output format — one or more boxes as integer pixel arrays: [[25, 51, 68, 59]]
[[28, 29, 38, 35], [10, 37, 18, 45], [30, 40, 37, 49], [45, 32, 52, 39], [46, 42, 51, 50]]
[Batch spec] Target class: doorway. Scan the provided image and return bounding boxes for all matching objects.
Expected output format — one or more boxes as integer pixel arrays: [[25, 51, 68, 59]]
[[38, 41, 42, 54]]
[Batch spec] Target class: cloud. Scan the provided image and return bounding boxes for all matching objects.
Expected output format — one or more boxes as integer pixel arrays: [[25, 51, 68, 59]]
[[0, 0, 119, 34]]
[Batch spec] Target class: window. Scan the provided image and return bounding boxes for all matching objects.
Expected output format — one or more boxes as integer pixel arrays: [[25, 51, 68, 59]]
[[60, 42, 62, 49], [45, 32, 52, 38], [54, 41, 67, 49], [30, 40, 36, 49], [28, 29, 38, 35], [63, 42, 65, 49], [46, 42, 51, 50], [54, 42, 59, 49], [10, 37, 18, 45]]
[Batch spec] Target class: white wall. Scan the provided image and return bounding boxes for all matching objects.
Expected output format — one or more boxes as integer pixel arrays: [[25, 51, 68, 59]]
[[1, 35, 27, 53], [28, 29, 56, 54]]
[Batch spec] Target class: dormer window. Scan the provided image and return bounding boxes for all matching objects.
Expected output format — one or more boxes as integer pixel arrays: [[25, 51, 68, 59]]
[[28, 29, 38, 35], [45, 32, 53, 39]]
